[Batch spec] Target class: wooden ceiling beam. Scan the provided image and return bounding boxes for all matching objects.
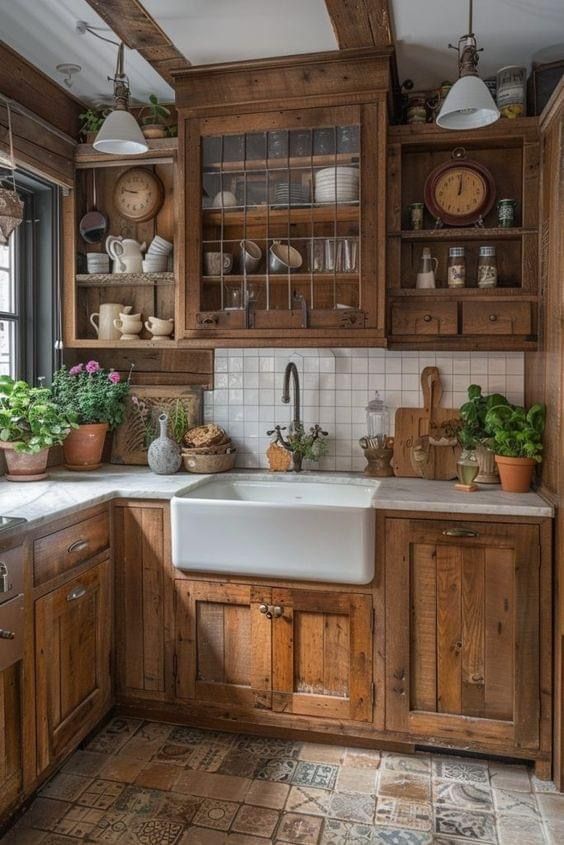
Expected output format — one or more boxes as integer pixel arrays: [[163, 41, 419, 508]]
[[83, 0, 190, 86], [325, 0, 393, 49]]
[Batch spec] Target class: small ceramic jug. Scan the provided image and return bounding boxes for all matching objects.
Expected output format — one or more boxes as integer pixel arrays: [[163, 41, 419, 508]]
[[147, 413, 181, 475], [416, 247, 438, 289], [90, 304, 132, 341], [106, 235, 146, 273], [113, 312, 143, 340], [144, 316, 174, 337]]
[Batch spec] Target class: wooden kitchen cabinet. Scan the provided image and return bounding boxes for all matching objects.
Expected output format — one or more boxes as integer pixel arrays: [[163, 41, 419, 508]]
[[35, 560, 111, 774], [113, 502, 174, 702], [175, 579, 374, 723], [0, 663, 23, 817], [384, 517, 549, 758]]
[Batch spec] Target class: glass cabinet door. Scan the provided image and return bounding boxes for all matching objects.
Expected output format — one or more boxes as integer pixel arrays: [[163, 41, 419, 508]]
[[193, 107, 366, 332]]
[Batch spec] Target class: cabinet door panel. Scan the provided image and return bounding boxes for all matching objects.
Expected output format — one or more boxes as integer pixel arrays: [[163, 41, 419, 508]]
[[385, 519, 539, 751], [35, 560, 111, 773], [272, 589, 373, 722], [0, 663, 22, 815], [175, 581, 272, 710]]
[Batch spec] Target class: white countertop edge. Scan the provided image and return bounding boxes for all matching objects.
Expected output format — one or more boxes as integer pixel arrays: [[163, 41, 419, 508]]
[[0, 467, 553, 538]]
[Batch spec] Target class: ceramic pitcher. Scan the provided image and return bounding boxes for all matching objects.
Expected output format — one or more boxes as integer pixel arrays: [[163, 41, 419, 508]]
[[106, 235, 146, 273], [90, 303, 132, 341], [416, 247, 438, 289], [147, 413, 181, 475]]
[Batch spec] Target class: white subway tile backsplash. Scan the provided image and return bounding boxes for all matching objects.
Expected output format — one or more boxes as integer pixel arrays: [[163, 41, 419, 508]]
[[204, 348, 525, 470]]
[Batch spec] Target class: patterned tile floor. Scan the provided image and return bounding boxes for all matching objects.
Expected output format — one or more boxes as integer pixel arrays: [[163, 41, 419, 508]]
[[3, 718, 564, 844]]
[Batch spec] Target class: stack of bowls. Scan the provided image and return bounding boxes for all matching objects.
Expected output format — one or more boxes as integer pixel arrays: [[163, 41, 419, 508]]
[[86, 253, 110, 274], [272, 182, 310, 207], [143, 235, 173, 273], [314, 166, 359, 203]]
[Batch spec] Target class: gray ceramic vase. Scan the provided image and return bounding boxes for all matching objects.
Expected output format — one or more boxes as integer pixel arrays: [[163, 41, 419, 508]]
[[147, 413, 181, 474]]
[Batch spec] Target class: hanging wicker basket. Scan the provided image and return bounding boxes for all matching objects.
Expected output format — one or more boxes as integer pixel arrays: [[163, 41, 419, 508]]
[[0, 188, 23, 244]]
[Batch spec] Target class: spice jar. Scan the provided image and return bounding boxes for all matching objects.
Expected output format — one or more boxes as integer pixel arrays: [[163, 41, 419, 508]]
[[477, 245, 498, 288], [447, 246, 466, 288], [408, 202, 424, 230]]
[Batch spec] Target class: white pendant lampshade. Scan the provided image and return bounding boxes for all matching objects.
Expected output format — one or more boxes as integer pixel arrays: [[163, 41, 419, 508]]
[[93, 42, 148, 156], [93, 109, 148, 155], [437, 74, 499, 129]]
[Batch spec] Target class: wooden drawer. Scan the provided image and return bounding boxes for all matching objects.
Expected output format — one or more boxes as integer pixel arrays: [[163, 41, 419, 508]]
[[34, 510, 109, 586], [462, 301, 532, 335], [390, 300, 458, 336]]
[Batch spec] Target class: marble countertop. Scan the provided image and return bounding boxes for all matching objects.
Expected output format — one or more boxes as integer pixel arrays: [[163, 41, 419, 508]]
[[0, 467, 552, 538]]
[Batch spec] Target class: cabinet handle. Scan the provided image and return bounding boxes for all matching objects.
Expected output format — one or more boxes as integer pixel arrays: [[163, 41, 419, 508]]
[[442, 528, 479, 538], [423, 314, 432, 322], [272, 606, 284, 618], [0, 629, 15, 640], [489, 314, 498, 322], [67, 539, 89, 554], [258, 603, 284, 620], [67, 585, 87, 602]]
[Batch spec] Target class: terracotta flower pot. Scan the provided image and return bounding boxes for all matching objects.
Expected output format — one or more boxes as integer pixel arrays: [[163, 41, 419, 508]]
[[495, 455, 536, 493], [63, 423, 109, 471], [142, 124, 166, 139], [0, 442, 49, 481]]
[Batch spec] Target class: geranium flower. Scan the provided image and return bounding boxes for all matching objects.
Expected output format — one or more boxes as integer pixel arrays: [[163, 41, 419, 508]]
[[69, 364, 83, 375], [108, 371, 121, 384], [85, 360, 101, 374]]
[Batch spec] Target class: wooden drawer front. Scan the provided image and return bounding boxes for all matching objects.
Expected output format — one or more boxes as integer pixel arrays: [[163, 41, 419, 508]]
[[462, 301, 532, 335], [391, 301, 458, 336], [34, 511, 109, 586], [0, 546, 24, 604]]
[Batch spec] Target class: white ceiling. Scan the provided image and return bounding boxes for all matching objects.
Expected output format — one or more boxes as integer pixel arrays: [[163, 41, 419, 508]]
[[0, 0, 563, 106]]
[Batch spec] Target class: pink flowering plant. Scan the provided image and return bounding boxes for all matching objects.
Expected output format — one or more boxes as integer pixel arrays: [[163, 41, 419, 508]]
[[52, 361, 130, 430]]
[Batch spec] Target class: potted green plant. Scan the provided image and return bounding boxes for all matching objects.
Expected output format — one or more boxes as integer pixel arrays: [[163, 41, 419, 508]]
[[484, 402, 545, 492], [286, 424, 329, 473], [0, 376, 75, 481], [79, 107, 109, 143], [140, 94, 171, 139], [52, 362, 130, 471], [459, 385, 511, 483]]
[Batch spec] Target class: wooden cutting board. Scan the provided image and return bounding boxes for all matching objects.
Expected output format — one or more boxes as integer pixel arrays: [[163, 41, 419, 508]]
[[392, 367, 461, 480]]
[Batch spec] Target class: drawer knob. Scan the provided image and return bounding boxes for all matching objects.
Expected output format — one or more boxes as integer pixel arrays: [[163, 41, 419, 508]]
[[0, 562, 12, 594], [67, 539, 89, 554], [67, 585, 87, 602], [442, 528, 479, 538], [423, 314, 432, 322], [489, 314, 498, 322], [0, 629, 16, 640]]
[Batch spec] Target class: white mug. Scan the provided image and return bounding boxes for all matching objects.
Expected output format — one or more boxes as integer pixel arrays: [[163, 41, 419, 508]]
[[90, 304, 132, 340]]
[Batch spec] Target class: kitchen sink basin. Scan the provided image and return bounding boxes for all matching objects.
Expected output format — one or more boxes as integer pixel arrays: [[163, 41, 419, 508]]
[[171, 477, 376, 584]]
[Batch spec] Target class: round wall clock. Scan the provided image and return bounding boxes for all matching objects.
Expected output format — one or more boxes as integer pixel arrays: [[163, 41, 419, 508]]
[[424, 154, 496, 227], [113, 168, 164, 223]]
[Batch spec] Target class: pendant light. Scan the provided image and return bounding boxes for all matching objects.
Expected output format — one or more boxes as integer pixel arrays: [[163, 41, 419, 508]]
[[93, 43, 148, 155], [436, 0, 499, 130]]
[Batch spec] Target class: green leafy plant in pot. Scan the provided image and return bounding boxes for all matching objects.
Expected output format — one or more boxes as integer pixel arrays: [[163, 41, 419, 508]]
[[484, 402, 545, 493], [79, 107, 110, 142], [52, 362, 130, 470], [459, 385, 511, 483], [140, 94, 171, 139], [0, 376, 75, 481]]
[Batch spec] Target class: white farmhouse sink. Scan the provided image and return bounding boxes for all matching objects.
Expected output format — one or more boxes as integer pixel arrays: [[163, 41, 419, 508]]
[[171, 477, 376, 584]]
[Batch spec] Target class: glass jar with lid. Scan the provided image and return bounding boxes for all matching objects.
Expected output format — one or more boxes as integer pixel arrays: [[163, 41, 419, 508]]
[[447, 246, 466, 288], [365, 392, 390, 446], [477, 245, 498, 288]]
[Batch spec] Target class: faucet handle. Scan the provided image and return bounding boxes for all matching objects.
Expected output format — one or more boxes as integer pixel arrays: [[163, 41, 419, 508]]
[[310, 424, 329, 439], [266, 425, 287, 436]]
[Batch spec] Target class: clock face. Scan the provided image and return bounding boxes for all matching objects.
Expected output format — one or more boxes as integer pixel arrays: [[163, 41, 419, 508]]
[[424, 159, 495, 226], [113, 168, 164, 222]]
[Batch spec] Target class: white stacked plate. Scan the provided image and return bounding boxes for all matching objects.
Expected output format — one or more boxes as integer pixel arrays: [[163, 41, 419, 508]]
[[272, 183, 310, 207], [314, 166, 359, 203]]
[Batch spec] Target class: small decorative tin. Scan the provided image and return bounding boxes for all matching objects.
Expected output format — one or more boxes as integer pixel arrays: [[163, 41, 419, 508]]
[[497, 66, 527, 118], [447, 246, 466, 288], [408, 202, 425, 230], [477, 245, 498, 288], [497, 198, 517, 228]]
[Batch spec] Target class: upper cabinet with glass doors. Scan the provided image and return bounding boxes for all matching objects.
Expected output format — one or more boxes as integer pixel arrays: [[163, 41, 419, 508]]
[[176, 50, 390, 345]]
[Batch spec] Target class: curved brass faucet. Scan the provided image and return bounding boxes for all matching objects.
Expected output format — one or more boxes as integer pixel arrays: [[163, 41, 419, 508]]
[[281, 362, 301, 430]]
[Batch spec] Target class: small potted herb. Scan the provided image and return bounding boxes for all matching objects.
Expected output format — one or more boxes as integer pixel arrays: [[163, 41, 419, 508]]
[[286, 424, 329, 472], [140, 94, 171, 139], [52, 362, 130, 470], [0, 376, 75, 481], [459, 385, 511, 483], [484, 402, 545, 492], [79, 107, 109, 143]]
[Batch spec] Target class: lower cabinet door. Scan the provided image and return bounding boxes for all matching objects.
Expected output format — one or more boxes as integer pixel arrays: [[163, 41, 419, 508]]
[[0, 663, 23, 817], [385, 518, 540, 751], [175, 580, 272, 710], [271, 588, 374, 722], [35, 560, 112, 773]]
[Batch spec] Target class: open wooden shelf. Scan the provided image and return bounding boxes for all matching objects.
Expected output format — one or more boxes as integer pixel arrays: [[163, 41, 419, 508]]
[[76, 272, 174, 287], [390, 227, 531, 241], [202, 205, 359, 226], [65, 338, 177, 349], [75, 137, 178, 167], [204, 152, 359, 172], [389, 287, 536, 298]]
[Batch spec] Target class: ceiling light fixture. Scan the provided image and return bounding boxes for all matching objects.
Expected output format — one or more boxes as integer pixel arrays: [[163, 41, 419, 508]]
[[93, 41, 148, 156], [436, 0, 499, 130], [56, 63, 82, 89]]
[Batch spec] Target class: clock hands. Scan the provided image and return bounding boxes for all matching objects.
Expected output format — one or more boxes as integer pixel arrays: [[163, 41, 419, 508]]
[[123, 188, 139, 194], [458, 174, 463, 196]]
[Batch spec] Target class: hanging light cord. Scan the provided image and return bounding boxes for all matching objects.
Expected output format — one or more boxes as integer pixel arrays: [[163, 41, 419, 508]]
[[77, 21, 120, 49]]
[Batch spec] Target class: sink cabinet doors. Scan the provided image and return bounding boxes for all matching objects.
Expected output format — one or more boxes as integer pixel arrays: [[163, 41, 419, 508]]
[[174, 579, 374, 723], [384, 517, 548, 756], [35, 560, 111, 773]]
